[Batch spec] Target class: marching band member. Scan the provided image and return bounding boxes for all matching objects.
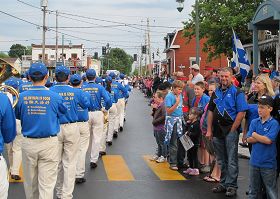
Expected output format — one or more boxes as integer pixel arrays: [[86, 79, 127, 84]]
[[111, 73, 128, 134], [50, 65, 90, 199], [15, 63, 67, 199], [82, 69, 111, 169], [19, 70, 33, 93], [69, 74, 92, 184], [105, 76, 118, 146], [0, 91, 16, 199], [5, 78, 23, 181]]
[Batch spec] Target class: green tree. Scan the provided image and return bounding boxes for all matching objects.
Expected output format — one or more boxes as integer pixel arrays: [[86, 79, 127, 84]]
[[183, 0, 263, 61], [8, 44, 30, 58], [101, 48, 133, 75], [0, 52, 9, 58]]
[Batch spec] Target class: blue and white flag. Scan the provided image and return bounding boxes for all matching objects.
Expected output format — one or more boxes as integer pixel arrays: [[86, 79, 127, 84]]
[[232, 30, 250, 83]]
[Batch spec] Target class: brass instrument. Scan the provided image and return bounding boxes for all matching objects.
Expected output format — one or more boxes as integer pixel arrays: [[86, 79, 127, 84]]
[[0, 58, 20, 108]]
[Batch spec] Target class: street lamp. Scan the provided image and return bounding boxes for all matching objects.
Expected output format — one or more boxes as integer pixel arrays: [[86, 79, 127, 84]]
[[176, 0, 200, 66]]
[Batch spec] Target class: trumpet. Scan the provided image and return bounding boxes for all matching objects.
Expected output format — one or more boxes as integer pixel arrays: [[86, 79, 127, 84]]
[[0, 58, 20, 108]]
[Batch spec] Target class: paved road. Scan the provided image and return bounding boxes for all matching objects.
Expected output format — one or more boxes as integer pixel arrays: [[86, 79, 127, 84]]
[[7, 89, 267, 199]]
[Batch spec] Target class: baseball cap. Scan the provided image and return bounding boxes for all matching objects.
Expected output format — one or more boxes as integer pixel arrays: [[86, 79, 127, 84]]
[[105, 76, 112, 82], [95, 76, 103, 84], [109, 72, 116, 79], [55, 65, 70, 76], [190, 64, 200, 70], [86, 69, 96, 78], [29, 63, 48, 78], [119, 73, 125, 79], [70, 74, 82, 84], [5, 77, 19, 89], [205, 67, 214, 71], [258, 95, 274, 107]]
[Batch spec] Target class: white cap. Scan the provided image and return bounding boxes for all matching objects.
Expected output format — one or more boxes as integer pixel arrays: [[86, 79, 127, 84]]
[[190, 64, 200, 70]]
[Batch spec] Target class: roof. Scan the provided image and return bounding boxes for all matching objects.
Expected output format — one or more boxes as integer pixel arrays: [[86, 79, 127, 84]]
[[0, 58, 20, 64], [250, 0, 280, 29], [31, 44, 83, 49]]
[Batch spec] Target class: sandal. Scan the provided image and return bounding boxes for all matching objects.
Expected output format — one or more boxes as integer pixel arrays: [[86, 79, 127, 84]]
[[203, 176, 219, 183]]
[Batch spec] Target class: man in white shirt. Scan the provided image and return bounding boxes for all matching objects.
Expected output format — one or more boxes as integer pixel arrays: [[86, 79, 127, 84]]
[[188, 64, 204, 87]]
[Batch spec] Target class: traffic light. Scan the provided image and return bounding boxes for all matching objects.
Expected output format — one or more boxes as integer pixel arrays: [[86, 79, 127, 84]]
[[152, 52, 154, 59], [133, 54, 137, 61], [94, 52, 98, 59], [102, 46, 107, 55], [141, 45, 146, 54], [82, 49, 86, 56]]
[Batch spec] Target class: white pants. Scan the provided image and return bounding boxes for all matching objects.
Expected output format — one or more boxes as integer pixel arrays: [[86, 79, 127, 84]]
[[0, 156, 9, 199], [76, 122, 90, 178], [22, 136, 59, 199], [56, 123, 80, 199], [118, 98, 126, 128], [106, 104, 118, 142], [100, 111, 109, 152], [89, 111, 104, 163], [6, 119, 22, 175]]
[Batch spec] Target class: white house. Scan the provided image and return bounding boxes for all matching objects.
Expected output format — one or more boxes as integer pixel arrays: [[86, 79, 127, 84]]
[[31, 44, 87, 68]]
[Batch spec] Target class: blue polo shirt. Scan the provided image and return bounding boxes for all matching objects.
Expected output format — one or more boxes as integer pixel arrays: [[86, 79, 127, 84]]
[[0, 93, 16, 153], [208, 85, 248, 126], [15, 86, 67, 137], [110, 88, 119, 104], [191, 93, 210, 112], [50, 83, 90, 124], [74, 88, 91, 122], [112, 80, 129, 99], [165, 92, 183, 117], [82, 81, 112, 111], [247, 117, 280, 169], [19, 81, 33, 93]]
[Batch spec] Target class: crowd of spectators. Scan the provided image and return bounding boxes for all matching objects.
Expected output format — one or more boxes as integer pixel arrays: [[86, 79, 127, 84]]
[[136, 64, 280, 198]]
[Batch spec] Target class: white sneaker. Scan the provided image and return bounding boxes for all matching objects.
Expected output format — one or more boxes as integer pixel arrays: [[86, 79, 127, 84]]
[[156, 156, 166, 163], [150, 155, 159, 161]]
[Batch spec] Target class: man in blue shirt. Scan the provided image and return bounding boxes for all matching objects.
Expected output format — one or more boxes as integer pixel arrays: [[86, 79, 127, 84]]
[[0, 92, 16, 199], [69, 74, 91, 184], [82, 69, 111, 169], [4, 78, 23, 181], [15, 63, 67, 199], [110, 72, 128, 133], [50, 65, 89, 199], [207, 67, 248, 197], [246, 95, 280, 199], [105, 76, 119, 146], [19, 70, 33, 93]]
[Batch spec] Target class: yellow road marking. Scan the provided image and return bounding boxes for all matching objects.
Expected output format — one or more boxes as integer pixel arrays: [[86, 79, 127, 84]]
[[9, 164, 24, 183], [102, 155, 135, 181], [143, 155, 186, 181]]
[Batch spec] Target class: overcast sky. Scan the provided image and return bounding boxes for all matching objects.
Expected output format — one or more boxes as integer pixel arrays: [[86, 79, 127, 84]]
[[0, 0, 195, 57]]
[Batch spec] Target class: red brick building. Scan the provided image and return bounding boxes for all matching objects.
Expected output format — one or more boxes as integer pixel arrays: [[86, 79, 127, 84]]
[[163, 29, 228, 76]]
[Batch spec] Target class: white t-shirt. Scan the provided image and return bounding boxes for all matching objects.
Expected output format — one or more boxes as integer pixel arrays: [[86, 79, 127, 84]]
[[191, 73, 204, 84]]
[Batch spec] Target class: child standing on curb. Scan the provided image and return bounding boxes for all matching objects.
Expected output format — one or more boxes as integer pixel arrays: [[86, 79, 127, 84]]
[[151, 91, 167, 163], [246, 95, 280, 199], [183, 107, 202, 176]]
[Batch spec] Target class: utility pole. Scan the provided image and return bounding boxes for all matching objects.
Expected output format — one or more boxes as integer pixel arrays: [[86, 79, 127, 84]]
[[62, 34, 64, 64], [147, 18, 152, 67], [41, 0, 48, 63], [145, 19, 148, 76], [195, 0, 200, 65], [55, 10, 58, 64]]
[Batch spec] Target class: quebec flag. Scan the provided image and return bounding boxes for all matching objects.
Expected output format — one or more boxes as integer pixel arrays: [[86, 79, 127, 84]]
[[232, 30, 250, 83]]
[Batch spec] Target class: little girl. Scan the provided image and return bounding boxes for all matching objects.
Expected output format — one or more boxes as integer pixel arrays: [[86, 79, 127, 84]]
[[183, 107, 202, 176]]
